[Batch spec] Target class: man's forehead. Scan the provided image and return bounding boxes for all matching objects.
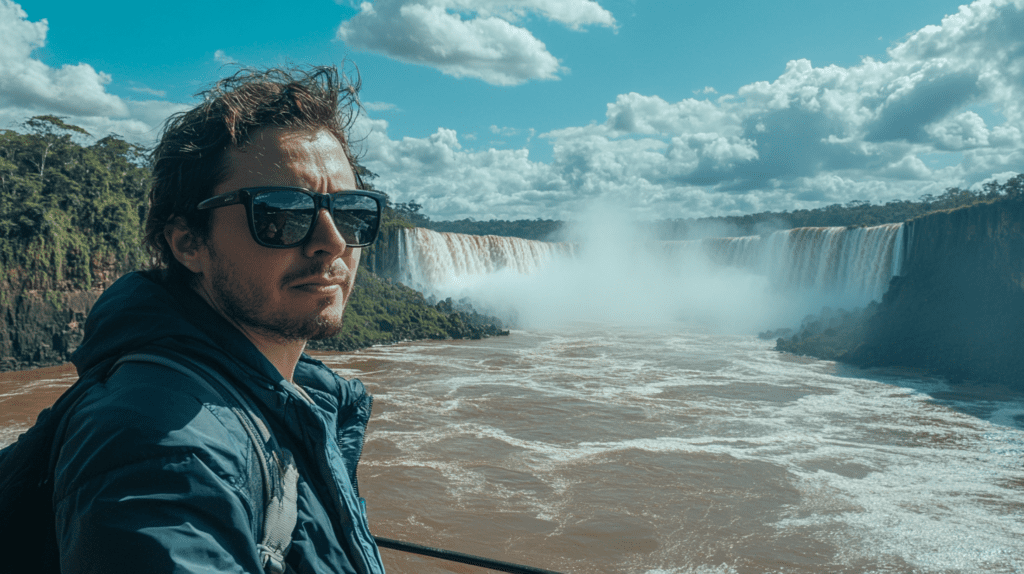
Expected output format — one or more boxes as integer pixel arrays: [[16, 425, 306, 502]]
[[233, 127, 343, 158], [223, 127, 352, 180], [219, 128, 355, 191]]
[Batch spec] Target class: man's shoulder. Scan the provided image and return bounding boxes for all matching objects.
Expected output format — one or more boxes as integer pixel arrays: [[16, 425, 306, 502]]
[[78, 358, 228, 424], [56, 359, 255, 493]]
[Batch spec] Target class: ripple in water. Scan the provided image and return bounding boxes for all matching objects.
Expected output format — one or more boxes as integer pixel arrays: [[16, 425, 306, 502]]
[[323, 325, 1024, 574]]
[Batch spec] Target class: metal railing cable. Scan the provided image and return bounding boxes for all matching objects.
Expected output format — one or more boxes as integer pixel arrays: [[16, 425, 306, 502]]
[[373, 536, 565, 574]]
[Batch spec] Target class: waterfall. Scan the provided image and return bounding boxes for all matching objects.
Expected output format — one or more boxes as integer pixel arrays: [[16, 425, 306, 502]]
[[691, 223, 906, 306], [395, 223, 906, 325], [397, 228, 575, 295]]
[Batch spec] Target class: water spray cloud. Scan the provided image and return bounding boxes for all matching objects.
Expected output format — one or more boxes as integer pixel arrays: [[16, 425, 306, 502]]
[[398, 202, 905, 333]]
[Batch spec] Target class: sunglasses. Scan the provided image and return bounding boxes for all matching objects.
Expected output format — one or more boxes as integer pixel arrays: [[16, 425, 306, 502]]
[[196, 187, 386, 249]]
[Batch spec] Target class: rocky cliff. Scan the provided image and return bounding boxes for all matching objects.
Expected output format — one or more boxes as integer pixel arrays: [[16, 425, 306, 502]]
[[841, 197, 1024, 385], [0, 257, 125, 371], [0, 288, 100, 371]]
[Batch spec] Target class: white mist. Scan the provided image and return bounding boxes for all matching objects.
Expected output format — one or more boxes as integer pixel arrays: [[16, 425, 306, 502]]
[[398, 202, 905, 333]]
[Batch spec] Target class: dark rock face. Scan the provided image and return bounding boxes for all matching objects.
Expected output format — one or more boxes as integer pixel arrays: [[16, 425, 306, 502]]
[[770, 198, 1024, 387], [432, 297, 510, 340], [844, 198, 1024, 385], [773, 305, 877, 362], [0, 289, 101, 371], [782, 198, 1024, 386]]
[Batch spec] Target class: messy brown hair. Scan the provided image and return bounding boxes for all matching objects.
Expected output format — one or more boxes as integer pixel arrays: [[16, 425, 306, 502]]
[[145, 66, 362, 276]]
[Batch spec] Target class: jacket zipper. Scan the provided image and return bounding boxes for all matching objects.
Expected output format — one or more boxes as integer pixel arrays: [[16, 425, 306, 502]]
[[350, 393, 372, 499]]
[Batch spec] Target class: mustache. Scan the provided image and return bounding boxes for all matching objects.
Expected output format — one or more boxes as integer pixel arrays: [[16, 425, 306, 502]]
[[281, 259, 351, 285]]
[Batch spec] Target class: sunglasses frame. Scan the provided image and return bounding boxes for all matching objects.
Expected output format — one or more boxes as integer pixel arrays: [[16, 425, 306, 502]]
[[196, 186, 387, 249]]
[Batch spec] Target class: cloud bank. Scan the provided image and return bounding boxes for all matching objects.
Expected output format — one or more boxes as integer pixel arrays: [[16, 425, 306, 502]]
[[0, 0, 184, 142], [337, 0, 616, 85], [357, 0, 1024, 220], [3, 0, 1022, 224]]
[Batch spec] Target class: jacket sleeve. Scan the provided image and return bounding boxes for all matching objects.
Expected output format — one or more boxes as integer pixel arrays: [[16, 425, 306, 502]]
[[52, 362, 264, 574]]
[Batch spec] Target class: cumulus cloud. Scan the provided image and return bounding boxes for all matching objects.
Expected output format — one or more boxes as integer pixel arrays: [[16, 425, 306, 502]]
[[337, 0, 615, 85], [0, 0, 128, 118], [359, 0, 1024, 220], [0, 0, 184, 143]]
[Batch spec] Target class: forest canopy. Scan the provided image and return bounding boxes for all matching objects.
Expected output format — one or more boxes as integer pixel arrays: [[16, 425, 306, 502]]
[[0, 116, 150, 290]]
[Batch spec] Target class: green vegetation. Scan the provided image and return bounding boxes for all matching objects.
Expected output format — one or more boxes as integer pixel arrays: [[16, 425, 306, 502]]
[[307, 271, 507, 352], [656, 177, 1024, 238], [385, 197, 564, 240], [422, 216, 564, 241], [358, 169, 414, 276], [0, 116, 150, 290], [4, 114, 1023, 374]]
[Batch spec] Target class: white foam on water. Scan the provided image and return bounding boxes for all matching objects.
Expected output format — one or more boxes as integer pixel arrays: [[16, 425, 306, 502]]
[[336, 326, 1024, 572], [0, 376, 76, 400], [0, 424, 29, 448]]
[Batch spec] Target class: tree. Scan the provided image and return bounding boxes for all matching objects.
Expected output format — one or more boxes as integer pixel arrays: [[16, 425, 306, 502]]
[[0, 119, 148, 289], [23, 115, 91, 183]]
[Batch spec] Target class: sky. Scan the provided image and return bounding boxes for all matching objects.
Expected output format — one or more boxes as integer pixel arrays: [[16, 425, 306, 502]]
[[2, 0, 1023, 221]]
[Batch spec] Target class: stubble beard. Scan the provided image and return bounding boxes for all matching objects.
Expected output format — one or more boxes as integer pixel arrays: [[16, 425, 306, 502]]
[[204, 249, 350, 343]]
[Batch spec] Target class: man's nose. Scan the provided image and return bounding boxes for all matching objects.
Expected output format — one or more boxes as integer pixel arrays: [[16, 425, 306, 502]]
[[303, 207, 349, 257]]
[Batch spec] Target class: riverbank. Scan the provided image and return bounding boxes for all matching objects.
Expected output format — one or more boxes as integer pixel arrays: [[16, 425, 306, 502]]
[[1, 269, 509, 373]]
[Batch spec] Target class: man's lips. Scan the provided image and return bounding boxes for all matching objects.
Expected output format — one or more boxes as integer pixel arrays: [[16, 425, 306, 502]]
[[291, 279, 344, 293], [285, 261, 352, 293]]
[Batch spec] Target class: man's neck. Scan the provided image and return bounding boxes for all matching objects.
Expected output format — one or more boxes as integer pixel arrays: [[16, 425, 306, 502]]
[[238, 329, 306, 383], [189, 280, 305, 382]]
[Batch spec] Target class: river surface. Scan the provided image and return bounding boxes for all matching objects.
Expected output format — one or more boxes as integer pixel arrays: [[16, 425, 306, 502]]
[[3, 325, 1023, 573]]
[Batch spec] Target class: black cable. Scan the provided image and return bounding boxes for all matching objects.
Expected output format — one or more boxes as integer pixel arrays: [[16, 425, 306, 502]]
[[373, 535, 565, 574]]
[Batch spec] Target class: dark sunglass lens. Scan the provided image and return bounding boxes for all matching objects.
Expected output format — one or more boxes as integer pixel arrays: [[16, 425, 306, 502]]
[[252, 190, 315, 246], [331, 194, 380, 245]]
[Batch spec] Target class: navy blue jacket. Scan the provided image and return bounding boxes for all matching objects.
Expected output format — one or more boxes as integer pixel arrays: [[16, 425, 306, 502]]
[[56, 271, 386, 573]]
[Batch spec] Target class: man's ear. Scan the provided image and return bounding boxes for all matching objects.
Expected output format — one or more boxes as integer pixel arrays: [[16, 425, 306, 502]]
[[164, 216, 206, 274]]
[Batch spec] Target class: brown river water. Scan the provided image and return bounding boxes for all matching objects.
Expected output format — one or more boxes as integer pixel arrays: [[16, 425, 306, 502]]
[[3, 325, 1023, 573]]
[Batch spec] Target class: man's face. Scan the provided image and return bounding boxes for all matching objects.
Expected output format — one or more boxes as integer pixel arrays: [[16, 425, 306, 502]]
[[191, 128, 360, 343]]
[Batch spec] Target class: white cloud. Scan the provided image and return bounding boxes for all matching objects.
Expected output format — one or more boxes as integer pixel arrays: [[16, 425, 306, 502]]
[[925, 111, 990, 150], [358, 0, 1024, 220], [214, 49, 237, 65], [0, 0, 128, 118], [445, 0, 615, 30], [0, 0, 184, 144], [336, 0, 615, 85], [129, 85, 167, 98], [362, 100, 397, 111]]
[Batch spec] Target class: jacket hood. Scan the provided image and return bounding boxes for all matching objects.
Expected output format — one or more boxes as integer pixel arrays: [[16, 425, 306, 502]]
[[71, 270, 281, 383]]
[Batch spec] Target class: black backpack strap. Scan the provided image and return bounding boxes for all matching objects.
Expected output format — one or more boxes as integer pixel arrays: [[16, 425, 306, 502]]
[[113, 353, 300, 574]]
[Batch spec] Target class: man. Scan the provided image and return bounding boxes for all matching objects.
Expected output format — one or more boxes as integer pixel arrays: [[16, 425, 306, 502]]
[[53, 67, 387, 573]]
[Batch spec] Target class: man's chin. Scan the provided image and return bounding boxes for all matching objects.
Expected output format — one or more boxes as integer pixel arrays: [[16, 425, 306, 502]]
[[308, 322, 343, 341], [308, 310, 345, 341]]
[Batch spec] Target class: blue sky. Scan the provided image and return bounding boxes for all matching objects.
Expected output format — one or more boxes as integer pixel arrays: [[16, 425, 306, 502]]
[[3, 0, 1023, 221]]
